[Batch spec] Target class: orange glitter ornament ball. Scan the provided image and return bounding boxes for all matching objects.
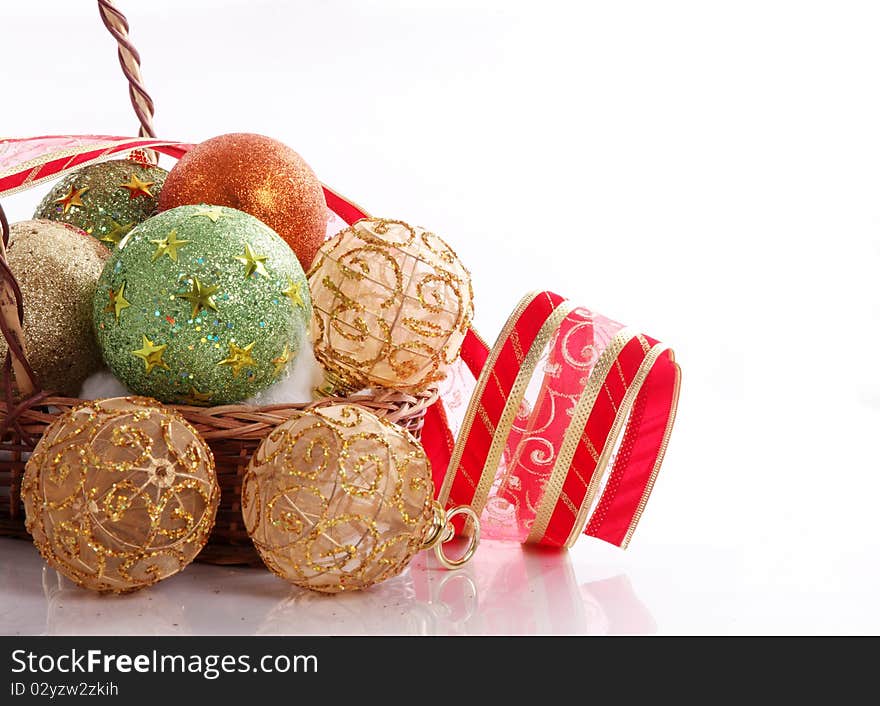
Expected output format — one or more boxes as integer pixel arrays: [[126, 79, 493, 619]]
[[159, 133, 328, 268]]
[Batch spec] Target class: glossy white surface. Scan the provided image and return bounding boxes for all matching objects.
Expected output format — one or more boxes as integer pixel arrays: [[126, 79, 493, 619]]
[[2, 1, 880, 635], [0, 537, 661, 635], [4, 530, 873, 636]]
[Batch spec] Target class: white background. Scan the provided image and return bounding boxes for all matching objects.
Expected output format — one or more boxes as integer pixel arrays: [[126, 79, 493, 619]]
[[2, 0, 879, 634]]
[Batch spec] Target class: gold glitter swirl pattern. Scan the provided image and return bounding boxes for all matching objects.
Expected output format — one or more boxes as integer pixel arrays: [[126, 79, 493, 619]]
[[21, 397, 219, 593], [242, 404, 435, 593], [308, 218, 473, 394]]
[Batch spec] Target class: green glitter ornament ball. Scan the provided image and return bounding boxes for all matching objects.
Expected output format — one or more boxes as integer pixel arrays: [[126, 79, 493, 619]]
[[93, 205, 311, 405], [34, 159, 168, 248]]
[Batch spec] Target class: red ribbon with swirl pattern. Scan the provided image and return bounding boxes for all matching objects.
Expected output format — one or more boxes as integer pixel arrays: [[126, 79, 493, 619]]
[[432, 293, 680, 548], [0, 135, 680, 550]]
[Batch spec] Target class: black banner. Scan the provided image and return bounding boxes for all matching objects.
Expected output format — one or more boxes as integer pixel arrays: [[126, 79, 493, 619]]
[[0, 635, 869, 701]]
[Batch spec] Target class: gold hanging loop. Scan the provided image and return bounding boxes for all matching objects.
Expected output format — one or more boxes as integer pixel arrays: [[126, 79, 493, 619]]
[[421, 501, 480, 570]]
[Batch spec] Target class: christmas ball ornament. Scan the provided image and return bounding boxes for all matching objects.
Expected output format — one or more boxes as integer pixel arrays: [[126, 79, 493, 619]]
[[22, 396, 219, 593], [243, 404, 479, 593], [0, 220, 109, 395], [34, 159, 168, 248], [309, 218, 473, 394], [158, 133, 327, 268], [93, 204, 311, 405]]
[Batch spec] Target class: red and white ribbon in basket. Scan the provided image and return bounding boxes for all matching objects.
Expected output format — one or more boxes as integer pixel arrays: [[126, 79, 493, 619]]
[[0, 135, 681, 550]]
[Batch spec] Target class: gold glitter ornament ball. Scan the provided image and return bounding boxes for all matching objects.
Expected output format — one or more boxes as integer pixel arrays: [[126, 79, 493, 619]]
[[309, 218, 474, 394], [0, 220, 109, 395], [242, 404, 435, 593], [159, 133, 328, 269], [22, 396, 219, 593], [34, 159, 168, 248]]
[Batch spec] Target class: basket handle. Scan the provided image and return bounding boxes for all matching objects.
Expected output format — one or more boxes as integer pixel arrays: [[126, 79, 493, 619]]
[[0, 204, 38, 398], [0, 3, 156, 401], [97, 0, 158, 161]]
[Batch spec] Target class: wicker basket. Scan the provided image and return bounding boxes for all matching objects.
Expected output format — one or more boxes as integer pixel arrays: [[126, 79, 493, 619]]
[[0, 1, 440, 566], [0, 388, 438, 566]]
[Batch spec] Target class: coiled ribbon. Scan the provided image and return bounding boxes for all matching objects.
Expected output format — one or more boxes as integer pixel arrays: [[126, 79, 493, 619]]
[[0, 135, 680, 550]]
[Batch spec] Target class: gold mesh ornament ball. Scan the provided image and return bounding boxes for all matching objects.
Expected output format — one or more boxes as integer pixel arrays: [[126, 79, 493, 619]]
[[308, 218, 473, 394], [22, 397, 219, 593], [242, 404, 436, 593]]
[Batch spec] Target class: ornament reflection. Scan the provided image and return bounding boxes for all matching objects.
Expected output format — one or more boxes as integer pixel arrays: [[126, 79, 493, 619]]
[[0, 537, 656, 635], [253, 541, 655, 635]]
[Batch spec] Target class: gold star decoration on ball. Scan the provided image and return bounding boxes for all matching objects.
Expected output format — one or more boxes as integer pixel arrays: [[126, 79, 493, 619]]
[[54, 185, 89, 214], [283, 278, 305, 309], [183, 386, 212, 406], [100, 217, 135, 246], [132, 335, 169, 374], [235, 243, 269, 279], [218, 341, 256, 378], [150, 229, 190, 262], [191, 206, 226, 223], [271, 344, 291, 376], [104, 282, 131, 322], [179, 276, 219, 318], [120, 173, 156, 199]]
